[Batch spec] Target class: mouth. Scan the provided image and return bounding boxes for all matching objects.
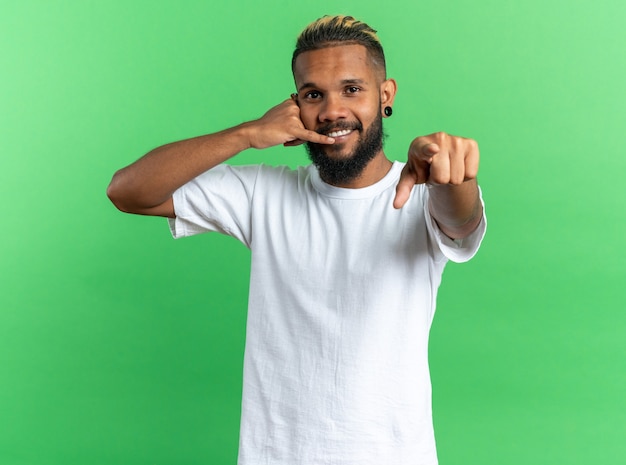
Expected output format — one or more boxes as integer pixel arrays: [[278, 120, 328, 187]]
[[316, 122, 362, 141], [326, 128, 353, 138]]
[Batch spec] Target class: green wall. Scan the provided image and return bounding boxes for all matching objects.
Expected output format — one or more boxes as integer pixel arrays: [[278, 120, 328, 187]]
[[2, 1, 625, 464]]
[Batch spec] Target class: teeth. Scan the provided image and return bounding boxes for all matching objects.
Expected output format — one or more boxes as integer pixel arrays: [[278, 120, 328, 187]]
[[327, 129, 352, 137]]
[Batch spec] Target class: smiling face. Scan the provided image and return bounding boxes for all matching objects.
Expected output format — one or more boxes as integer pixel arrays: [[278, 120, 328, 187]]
[[293, 44, 396, 186]]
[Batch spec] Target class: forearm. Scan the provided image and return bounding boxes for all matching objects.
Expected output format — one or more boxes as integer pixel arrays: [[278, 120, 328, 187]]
[[107, 123, 253, 212], [428, 179, 483, 239], [107, 99, 334, 215]]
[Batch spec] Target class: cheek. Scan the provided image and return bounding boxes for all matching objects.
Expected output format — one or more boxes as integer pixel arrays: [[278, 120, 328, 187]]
[[359, 98, 382, 122], [360, 108, 381, 128]]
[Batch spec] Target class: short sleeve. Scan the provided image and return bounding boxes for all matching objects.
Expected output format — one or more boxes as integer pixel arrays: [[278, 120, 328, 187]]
[[167, 164, 262, 247], [423, 186, 487, 263]]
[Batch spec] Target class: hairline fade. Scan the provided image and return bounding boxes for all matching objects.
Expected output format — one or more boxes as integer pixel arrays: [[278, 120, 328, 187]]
[[291, 15, 387, 77]]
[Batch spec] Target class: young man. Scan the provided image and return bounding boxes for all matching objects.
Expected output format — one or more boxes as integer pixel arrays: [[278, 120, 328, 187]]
[[108, 15, 485, 465]]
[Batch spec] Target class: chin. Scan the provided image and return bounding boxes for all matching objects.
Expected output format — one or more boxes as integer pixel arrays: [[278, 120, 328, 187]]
[[305, 114, 383, 185], [321, 142, 356, 159]]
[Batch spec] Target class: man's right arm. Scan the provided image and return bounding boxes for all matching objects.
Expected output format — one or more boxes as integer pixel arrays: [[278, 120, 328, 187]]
[[106, 99, 334, 218]]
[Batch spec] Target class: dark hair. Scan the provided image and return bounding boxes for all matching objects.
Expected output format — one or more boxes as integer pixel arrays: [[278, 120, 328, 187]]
[[292, 15, 386, 76]]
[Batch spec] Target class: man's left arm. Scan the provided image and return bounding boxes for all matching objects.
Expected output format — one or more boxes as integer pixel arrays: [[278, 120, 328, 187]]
[[393, 132, 483, 239]]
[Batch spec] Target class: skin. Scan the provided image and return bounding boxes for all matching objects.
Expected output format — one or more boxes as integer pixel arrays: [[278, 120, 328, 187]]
[[395, 132, 482, 238], [107, 43, 482, 238], [293, 44, 395, 188]]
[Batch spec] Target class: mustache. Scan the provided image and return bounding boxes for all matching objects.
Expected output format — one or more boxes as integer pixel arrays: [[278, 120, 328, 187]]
[[315, 121, 363, 135]]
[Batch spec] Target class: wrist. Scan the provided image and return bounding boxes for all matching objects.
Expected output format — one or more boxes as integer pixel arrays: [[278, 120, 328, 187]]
[[224, 122, 257, 151]]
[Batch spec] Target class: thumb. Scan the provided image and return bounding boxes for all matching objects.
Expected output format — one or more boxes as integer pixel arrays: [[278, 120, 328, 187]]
[[420, 143, 440, 158]]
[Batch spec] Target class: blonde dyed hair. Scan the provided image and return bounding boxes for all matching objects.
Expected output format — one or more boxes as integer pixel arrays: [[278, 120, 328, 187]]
[[292, 15, 386, 75]]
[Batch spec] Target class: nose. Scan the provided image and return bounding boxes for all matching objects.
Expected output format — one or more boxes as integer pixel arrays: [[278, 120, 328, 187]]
[[318, 94, 349, 122]]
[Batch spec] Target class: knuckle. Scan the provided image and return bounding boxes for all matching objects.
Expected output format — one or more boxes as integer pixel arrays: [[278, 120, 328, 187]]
[[465, 166, 478, 179], [450, 176, 464, 186], [431, 172, 448, 184]]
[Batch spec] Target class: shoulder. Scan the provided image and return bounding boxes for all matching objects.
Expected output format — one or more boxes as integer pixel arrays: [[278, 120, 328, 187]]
[[252, 163, 316, 190], [189, 163, 306, 187]]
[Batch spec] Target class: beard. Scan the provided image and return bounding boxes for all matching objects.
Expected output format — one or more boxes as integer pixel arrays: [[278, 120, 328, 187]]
[[305, 112, 384, 186]]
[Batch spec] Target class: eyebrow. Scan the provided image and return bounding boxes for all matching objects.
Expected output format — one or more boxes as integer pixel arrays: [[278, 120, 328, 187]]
[[298, 78, 366, 92]]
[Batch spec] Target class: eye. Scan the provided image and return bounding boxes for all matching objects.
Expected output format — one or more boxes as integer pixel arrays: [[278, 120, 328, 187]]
[[304, 90, 322, 100], [346, 86, 361, 94]]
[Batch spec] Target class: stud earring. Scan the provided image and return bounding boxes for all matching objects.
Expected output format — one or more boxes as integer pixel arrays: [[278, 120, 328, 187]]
[[384, 106, 393, 117]]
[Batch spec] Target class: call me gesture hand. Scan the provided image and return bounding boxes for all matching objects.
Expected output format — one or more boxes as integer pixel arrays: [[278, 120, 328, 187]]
[[247, 99, 335, 149], [394, 132, 482, 239], [107, 98, 335, 218]]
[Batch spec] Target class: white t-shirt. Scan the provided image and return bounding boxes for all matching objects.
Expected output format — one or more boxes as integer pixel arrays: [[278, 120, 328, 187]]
[[169, 161, 486, 465]]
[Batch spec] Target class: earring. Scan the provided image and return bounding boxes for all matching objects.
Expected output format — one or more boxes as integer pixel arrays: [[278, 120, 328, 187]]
[[384, 106, 393, 117]]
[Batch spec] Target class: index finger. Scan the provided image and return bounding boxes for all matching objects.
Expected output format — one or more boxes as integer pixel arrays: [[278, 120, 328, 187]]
[[293, 128, 335, 145], [393, 166, 418, 209]]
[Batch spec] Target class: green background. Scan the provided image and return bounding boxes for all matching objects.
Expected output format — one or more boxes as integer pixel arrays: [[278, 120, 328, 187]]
[[2, 0, 624, 464]]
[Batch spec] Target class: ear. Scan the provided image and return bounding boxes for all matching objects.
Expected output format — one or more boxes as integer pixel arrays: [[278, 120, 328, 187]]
[[380, 78, 397, 113]]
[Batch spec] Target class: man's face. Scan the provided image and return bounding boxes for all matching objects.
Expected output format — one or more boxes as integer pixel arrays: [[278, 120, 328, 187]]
[[293, 44, 391, 185]]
